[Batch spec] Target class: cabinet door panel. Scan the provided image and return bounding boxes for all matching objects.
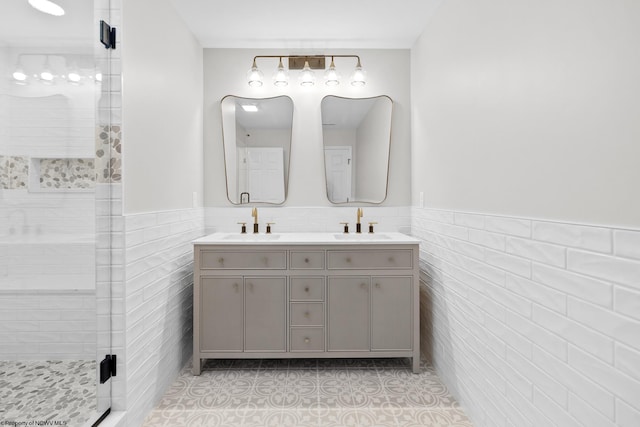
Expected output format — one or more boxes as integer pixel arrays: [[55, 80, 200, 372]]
[[328, 277, 369, 351], [244, 277, 286, 351], [201, 277, 244, 351], [371, 276, 412, 350]]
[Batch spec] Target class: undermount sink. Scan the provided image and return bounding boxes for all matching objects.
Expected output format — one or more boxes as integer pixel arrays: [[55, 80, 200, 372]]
[[223, 233, 281, 241], [333, 233, 392, 240]]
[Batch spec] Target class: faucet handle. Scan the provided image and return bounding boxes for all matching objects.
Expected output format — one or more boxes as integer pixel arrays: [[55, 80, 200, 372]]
[[266, 222, 275, 234], [237, 222, 247, 234], [368, 222, 378, 234], [340, 222, 349, 234]]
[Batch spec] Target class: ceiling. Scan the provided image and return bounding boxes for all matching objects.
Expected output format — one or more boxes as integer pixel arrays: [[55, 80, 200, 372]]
[[169, 0, 444, 49]]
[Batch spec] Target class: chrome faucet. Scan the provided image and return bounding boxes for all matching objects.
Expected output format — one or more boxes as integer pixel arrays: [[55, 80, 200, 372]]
[[356, 208, 363, 233], [251, 207, 259, 233]]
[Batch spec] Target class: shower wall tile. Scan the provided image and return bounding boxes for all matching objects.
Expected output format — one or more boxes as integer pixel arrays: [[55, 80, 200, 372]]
[[0, 155, 28, 189], [413, 207, 640, 427], [96, 124, 122, 183]]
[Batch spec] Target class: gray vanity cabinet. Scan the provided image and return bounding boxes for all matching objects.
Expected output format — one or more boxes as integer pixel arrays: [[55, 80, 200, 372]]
[[328, 277, 370, 351], [193, 240, 420, 375], [244, 277, 286, 351]]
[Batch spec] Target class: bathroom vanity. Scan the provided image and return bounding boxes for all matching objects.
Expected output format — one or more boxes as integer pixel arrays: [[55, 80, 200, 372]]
[[192, 232, 420, 374]]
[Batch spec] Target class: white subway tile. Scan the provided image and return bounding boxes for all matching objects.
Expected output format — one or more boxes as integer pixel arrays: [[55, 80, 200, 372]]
[[616, 399, 640, 427], [533, 221, 612, 253], [454, 212, 485, 229], [469, 229, 506, 251], [615, 229, 640, 260], [568, 393, 616, 427], [532, 346, 615, 418], [568, 298, 640, 351], [506, 237, 566, 268], [485, 216, 531, 238], [569, 346, 640, 409], [506, 347, 567, 406], [567, 249, 640, 290], [506, 274, 566, 314], [485, 249, 531, 278], [614, 287, 640, 321], [615, 343, 640, 382], [532, 263, 613, 307], [532, 388, 581, 427], [506, 310, 567, 361], [532, 304, 614, 364]]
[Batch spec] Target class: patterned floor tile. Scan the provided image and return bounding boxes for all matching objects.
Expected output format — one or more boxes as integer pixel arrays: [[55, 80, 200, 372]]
[[141, 358, 473, 427]]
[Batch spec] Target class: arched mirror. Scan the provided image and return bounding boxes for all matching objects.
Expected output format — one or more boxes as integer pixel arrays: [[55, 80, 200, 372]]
[[221, 95, 293, 204], [321, 95, 393, 204]]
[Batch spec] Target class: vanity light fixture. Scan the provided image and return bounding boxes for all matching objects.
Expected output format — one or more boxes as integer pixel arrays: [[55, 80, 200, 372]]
[[247, 58, 264, 87], [247, 55, 366, 88], [272, 57, 289, 87], [12, 67, 28, 84], [241, 104, 258, 112], [28, 0, 65, 16]]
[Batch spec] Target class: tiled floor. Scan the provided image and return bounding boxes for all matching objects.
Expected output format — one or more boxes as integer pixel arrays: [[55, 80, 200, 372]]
[[0, 360, 97, 427], [142, 358, 473, 427]]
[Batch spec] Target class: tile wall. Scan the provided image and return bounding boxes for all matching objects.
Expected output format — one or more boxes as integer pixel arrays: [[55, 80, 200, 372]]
[[413, 207, 640, 427]]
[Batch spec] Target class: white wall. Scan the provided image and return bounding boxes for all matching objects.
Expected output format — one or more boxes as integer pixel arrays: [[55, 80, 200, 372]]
[[412, 1, 640, 426], [122, 0, 203, 214], [412, 0, 640, 228], [203, 49, 411, 207]]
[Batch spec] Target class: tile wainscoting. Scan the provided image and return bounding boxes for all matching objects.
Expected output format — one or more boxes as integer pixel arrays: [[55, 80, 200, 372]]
[[412, 207, 640, 427]]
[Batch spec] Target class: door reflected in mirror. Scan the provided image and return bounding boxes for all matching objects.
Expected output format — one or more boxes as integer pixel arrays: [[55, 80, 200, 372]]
[[321, 95, 393, 204], [221, 95, 293, 204]]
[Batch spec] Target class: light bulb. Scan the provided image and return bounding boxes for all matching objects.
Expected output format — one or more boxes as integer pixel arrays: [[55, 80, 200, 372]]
[[28, 0, 65, 16], [299, 60, 316, 87], [40, 69, 54, 82], [350, 58, 367, 87], [13, 68, 27, 82], [67, 71, 81, 83], [247, 59, 263, 87], [95, 73, 103, 82], [324, 57, 341, 86], [272, 57, 289, 87]]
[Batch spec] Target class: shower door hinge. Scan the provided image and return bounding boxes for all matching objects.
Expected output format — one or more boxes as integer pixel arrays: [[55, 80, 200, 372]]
[[100, 354, 117, 383], [100, 20, 117, 49]]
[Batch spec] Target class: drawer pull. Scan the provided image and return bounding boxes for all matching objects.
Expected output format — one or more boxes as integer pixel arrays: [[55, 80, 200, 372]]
[[233, 283, 239, 290], [388, 257, 395, 263], [218, 257, 224, 264], [346, 257, 352, 263], [262, 257, 268, 264], [304, 286, 310, 293], [360, 283, 367, 289], [375, 283, 380, 289], [304, 258, 310, 263], [304, 311, 310, 318], [248, 283, 254, 291], [304, 337, 310, 343]]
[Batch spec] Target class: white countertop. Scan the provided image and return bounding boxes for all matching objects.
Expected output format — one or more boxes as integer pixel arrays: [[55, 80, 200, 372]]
[[193, 232, 419, 246]]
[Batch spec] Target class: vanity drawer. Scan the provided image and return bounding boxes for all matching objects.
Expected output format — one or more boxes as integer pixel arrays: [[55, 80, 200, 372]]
[[290, 303, 324, 326], [200, 250, 287, 270], [290, 251, 325, 269], [290, 328, 325, 352], [327, 249, 413, 270], [290, 277, 324, 301]]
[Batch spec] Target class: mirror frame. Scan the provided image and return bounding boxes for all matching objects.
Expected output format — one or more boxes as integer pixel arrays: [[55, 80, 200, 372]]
[[321, 95, 393, 205], [220, 94, 294, 205]]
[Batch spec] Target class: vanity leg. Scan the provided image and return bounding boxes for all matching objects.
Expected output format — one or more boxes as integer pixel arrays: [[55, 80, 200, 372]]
[[193, 358, 201, 376], [412, 356, 421, 374]]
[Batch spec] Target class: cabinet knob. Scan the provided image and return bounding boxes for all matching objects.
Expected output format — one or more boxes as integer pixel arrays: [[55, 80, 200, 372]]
[[248, 283, 254, 291], [388, 257, 394, 263], [262, 257, 268, 264], [304, 286, 310, 293], [233, 283, 239, 290], [304, 337, 310, 343], [346, 257, 352, 263], [375, 283, 380, 289], [360, 283, 367, 289], [218, 257, 224, 264], [304, 311, 310, 318], [304, 258, 309, 263]]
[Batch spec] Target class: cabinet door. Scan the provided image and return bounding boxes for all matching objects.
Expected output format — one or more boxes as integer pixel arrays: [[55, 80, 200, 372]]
[[244, 277, 286, 351], [371, 276, 412, 350], [328, 277, 369, 351], [200, 277, 244, 352]]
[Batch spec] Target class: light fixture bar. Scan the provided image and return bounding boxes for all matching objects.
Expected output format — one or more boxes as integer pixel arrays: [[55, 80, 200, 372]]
[[248, 55, 366, 88]]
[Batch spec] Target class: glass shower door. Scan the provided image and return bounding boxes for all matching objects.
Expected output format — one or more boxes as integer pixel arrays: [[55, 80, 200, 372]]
[[0, 1, 112, 425]]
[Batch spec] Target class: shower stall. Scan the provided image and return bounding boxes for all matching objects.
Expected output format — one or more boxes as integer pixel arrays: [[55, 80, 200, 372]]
[[1, 1, 114, 425]]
